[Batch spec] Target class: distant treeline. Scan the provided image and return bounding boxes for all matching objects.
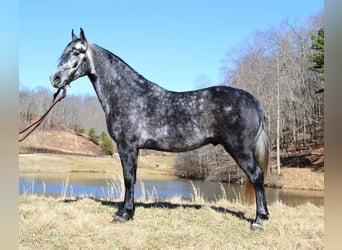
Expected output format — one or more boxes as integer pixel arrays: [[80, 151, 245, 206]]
[[19, 87, 107, 134]]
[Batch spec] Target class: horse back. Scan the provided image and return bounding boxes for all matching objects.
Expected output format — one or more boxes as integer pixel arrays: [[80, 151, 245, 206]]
[[132, 85, 263, 151]]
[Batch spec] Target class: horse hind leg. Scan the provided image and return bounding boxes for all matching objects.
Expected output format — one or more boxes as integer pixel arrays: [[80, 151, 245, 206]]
[[227, 148, 269, 230], [247, 165, 269, 231]]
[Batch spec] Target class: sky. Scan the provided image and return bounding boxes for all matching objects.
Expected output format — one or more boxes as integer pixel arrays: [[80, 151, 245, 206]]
[[19, 1, 323, 96]]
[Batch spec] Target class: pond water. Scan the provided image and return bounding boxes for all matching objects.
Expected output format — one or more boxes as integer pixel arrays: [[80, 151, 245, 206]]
[[19, 172, 324, 206]]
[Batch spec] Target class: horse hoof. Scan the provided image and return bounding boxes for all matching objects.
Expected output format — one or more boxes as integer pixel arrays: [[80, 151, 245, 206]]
[[251, 222, 264, 231], [112, 215, 130, 224], [112, 209, 134, 224]]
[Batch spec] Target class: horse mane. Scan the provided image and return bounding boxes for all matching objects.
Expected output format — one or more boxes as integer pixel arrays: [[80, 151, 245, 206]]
[[91, 44, 153, 84]]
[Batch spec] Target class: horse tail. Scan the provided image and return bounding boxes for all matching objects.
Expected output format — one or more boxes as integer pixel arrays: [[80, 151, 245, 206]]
[[244, 115, 269, 203]]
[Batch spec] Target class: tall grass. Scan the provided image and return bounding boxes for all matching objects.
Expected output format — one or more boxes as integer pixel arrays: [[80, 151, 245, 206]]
[[28, 175, 162, 203], [61, 175, 69, 199], [189, 181, 205, 203], [21, 178, 45, 196], [102, 178, 125, 201]]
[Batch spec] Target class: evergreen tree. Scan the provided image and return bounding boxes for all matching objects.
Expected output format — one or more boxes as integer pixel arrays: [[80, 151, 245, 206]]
[[88, 128, 100, 145], [75, 128, 85, 136], [308, 27, 324, 82], [99, 131, 113, 155]]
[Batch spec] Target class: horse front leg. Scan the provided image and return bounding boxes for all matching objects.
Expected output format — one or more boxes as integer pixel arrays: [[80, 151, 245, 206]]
[[113, 143, 138, 223]]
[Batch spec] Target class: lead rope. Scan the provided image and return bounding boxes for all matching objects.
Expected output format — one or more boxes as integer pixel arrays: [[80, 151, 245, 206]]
[[19, 87, 67, 142]]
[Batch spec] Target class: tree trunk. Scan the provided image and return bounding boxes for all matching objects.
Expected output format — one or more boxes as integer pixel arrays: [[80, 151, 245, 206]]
[[276, 52, 281, 175]]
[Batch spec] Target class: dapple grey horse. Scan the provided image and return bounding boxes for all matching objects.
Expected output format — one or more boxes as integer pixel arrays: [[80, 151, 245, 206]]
[[50, 28, 269, 230]]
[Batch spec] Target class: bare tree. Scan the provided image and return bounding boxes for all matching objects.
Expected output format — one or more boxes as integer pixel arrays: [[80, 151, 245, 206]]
[[19, 87, 107, 133], [221, 13, 324, 172]]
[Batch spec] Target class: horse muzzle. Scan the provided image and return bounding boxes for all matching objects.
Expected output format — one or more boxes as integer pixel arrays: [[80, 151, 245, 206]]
[[50, 70, 69, 88]]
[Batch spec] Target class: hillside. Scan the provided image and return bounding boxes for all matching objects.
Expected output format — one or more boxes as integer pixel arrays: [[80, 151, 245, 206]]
[[19, 117, 105, 157], [19, 117, 170, 157]]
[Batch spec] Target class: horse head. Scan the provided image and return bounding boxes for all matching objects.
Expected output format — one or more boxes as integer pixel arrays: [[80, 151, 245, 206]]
[[50, 28, 90, 89]]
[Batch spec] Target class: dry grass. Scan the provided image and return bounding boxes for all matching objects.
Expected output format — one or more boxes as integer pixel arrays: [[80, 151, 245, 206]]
[[19, 194, 324, 249], [19, 153, 176, 180]]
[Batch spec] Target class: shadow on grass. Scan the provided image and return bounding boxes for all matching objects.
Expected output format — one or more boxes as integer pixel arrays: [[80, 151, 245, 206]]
[[63, 197, 253, 224]]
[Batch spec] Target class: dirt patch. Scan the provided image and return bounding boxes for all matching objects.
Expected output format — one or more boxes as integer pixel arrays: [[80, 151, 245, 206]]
[[281, 167, 324, 190], [266, 167, 324, 191], [266, 146, 324, 190]]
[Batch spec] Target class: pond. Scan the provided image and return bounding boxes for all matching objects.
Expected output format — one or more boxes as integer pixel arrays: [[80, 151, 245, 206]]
[[19, 172, 324, 206]]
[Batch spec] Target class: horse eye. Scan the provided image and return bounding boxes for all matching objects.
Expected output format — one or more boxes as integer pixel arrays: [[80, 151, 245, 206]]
[[73, 51, 80, 56]]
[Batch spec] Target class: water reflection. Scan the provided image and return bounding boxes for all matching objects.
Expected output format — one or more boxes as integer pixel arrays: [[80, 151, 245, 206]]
[[19, 172, 323, 206]]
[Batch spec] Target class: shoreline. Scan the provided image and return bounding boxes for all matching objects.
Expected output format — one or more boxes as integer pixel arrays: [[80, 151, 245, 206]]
[[19, 153, 324, 191]]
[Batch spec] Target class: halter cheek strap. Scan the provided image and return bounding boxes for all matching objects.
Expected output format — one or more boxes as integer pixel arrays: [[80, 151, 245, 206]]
[[66, 44, 89, 84]]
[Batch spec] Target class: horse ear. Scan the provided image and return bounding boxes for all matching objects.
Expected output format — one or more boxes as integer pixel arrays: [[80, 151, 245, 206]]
[[79, 28, 87, 43], [72, 29, 78, 41]]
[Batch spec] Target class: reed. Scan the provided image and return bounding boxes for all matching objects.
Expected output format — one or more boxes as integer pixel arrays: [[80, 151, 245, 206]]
[[61, 175, 69, 200]]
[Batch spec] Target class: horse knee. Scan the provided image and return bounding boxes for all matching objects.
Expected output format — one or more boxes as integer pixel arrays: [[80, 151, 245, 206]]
[[239, 161, 264, 189], [248, 167, 264, 186]]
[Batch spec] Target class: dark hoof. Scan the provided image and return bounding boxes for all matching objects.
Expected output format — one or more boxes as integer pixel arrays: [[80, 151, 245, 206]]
[[262, 214, 269, 220], [112, 208, 134, 223], [112, 215, 131, 224]]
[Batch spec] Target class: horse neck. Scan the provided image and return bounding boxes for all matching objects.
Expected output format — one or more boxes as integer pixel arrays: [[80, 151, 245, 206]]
[[88, 44, 165, 113]]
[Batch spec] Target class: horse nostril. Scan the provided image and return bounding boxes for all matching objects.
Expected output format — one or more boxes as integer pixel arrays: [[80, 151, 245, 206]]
[[53, 75, 61, 84]]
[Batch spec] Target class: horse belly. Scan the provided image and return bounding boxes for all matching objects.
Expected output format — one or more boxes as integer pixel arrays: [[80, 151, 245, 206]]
[[138, 124, 211, 152]]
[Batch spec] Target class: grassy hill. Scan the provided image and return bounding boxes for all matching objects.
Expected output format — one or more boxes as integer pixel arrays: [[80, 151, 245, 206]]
[[19, 129, 105, 156]]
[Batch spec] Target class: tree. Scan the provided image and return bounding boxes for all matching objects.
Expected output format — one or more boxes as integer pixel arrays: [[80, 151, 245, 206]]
[[308, 26, 324, 90], [75, 128, 85, 136], [308, 27, 324, 75], [88, 128, 100, 145], [100, 131, 114, 155]]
